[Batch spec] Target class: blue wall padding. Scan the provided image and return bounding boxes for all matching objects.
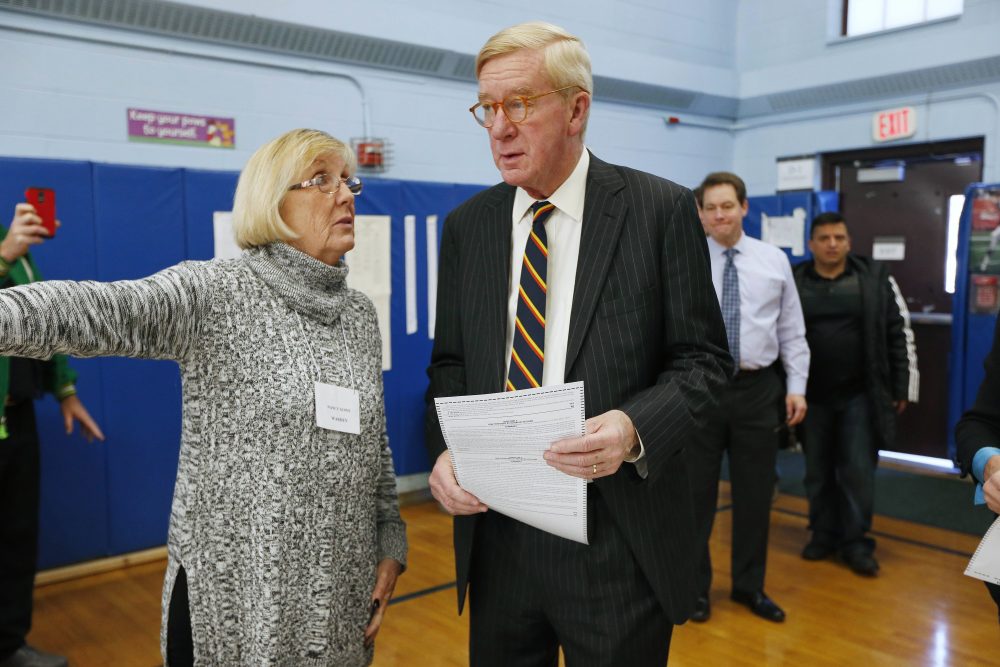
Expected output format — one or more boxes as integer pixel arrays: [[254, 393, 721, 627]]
[[92, 164, 188, 557], [0, 158, 111, 568], [745, 191, 837, 264], [183, 169, 239, 260], [0, 154, 486, 567], [745, 195, 778, 242]]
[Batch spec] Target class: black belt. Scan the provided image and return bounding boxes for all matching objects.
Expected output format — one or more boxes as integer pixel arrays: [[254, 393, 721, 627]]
[[734, 366, 771, 380]]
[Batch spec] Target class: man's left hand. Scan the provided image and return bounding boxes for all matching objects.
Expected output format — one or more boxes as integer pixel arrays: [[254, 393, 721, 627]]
[[364, 557, 403, 648], [785, 394, 807, 426], [893, 400, 909, 415], [59, 394, 105, 442], [544, 409, 638, 480], [981, 454, 1000, 514]]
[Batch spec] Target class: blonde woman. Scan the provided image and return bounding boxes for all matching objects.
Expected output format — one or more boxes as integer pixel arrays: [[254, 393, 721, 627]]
[[0, 129, 406, 666]]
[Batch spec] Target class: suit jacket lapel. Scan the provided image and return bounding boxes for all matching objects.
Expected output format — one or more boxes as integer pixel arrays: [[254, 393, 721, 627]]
[[565, 153, 627, 376], [479, 185, 515, 392]]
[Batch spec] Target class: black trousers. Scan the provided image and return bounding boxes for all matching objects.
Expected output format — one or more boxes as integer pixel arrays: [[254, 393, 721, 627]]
[[802, 393, 877, 556], [166, 566, 195, 667], [688, 367, 783, 595], [0, 401, 40, 660], [468, 487, 672, 667]]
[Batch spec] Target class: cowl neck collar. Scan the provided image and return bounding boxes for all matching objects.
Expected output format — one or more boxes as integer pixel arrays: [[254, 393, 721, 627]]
[[243, 242, 349, 325]]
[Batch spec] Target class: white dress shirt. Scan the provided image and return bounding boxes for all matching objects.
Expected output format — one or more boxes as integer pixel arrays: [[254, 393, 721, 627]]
[[505, 150, 589, 387], [706, 232, 810, 395]]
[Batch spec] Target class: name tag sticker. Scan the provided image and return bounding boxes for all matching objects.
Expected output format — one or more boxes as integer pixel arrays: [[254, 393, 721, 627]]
[[314, 382, 361, 434]]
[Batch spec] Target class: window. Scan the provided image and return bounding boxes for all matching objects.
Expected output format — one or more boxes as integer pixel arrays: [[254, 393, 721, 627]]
[[843, 0, 963, 37]]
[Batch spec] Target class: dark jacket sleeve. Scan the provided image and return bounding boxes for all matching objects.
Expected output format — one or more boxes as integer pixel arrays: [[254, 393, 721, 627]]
[[43, 354, 78, 399], [881, 266, 916, 401], [0, 247, 77, 402], [617, 187, 732, 481], [955, 316, 1000, 479]]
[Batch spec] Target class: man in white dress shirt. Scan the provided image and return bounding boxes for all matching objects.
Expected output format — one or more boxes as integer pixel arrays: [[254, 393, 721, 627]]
[[687, 171, 810, 624]]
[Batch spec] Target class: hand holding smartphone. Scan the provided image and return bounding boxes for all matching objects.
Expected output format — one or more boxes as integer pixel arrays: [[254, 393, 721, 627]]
[[24, 187, 56, 237]]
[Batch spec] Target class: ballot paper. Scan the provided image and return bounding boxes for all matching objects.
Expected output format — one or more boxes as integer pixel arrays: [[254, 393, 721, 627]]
[[434, 382, 588, 544], [966, 515, 1000, 584]]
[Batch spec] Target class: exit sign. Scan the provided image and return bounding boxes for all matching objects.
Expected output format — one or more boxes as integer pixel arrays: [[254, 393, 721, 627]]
[[873, 107, 916, 143]]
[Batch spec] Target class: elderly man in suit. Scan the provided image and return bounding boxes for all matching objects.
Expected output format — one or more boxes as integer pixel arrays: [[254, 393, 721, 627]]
[[425, 21, 732, 667]]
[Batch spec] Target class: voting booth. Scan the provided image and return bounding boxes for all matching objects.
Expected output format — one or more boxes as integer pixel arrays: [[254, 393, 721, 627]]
[[948, 183, 1000, 460]]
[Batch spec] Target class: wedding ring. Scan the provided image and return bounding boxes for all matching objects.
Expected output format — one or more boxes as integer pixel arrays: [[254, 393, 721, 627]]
[[592, 463, 598, 475]]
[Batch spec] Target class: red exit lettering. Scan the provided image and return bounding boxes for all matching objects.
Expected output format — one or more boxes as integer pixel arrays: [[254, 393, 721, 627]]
[[873, 107, 916, 143]]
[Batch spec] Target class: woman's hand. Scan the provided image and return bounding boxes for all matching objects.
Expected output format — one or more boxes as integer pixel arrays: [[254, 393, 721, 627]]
[[59, 394, 105, 442], [364, 557, 403, 648]]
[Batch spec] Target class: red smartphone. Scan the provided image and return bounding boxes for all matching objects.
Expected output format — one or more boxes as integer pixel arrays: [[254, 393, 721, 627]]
[[24, 187, 56, 237]]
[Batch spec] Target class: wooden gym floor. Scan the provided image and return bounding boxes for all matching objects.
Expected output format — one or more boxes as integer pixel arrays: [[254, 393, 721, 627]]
[[26, 483, 999, 665]]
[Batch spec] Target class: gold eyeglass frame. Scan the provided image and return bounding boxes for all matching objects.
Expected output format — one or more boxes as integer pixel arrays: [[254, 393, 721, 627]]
[[469, 85, 588, 128]]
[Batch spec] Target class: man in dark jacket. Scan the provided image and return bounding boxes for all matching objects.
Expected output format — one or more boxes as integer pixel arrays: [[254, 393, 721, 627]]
[[792, 212, 918, 576], [955, 315, 1000, 619]]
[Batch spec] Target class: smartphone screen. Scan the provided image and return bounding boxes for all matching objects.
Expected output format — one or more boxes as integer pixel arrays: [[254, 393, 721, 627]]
[[25, 187, 56, 237]]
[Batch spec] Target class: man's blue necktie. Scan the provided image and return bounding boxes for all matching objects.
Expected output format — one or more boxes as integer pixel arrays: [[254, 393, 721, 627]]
[[722, 247, 741, 369]]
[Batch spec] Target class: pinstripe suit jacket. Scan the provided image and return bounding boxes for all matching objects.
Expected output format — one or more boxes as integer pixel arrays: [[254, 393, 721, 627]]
[[425, 152, 732, 623]]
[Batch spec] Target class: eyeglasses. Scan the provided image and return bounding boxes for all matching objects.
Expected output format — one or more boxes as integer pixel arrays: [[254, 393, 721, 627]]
[[288, 173, 363, 196], [469, 85, 586, 128]]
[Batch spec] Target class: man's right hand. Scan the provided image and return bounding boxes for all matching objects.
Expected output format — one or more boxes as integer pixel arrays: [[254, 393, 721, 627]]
[[2, 203, 51, 263], [428, 451, 488, 515], [984, 454, 1000, 514]]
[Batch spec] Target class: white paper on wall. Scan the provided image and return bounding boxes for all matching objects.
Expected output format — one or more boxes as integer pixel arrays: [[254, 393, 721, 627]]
[[212, 211, 241, 260], [426, 215, 439, 340], [873, 236, 906, 261], [346, 215, 392, 370], [760, 207, 806, 256], [404, 215, 418, 335]]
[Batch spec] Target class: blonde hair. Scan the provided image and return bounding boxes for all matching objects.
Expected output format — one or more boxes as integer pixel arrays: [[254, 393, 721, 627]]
[[477, 21, 593, 120], [232, 129, 355, 249]]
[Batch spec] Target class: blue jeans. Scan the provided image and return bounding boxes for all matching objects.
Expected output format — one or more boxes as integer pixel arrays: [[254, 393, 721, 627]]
[[802, 392, 876, 555]]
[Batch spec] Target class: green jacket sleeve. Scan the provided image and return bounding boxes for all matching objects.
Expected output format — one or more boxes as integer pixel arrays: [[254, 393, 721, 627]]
[[44, 354, 78, 399], [0, 232, 79, 402]]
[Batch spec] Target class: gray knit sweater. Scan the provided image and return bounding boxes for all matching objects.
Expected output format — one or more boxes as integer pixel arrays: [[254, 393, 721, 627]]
[[0, 242, 407, 666]]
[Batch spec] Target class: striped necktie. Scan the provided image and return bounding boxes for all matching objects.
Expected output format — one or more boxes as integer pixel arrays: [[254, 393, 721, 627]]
[[507, 201, 555, 391], [722, 247, 741, 368]]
